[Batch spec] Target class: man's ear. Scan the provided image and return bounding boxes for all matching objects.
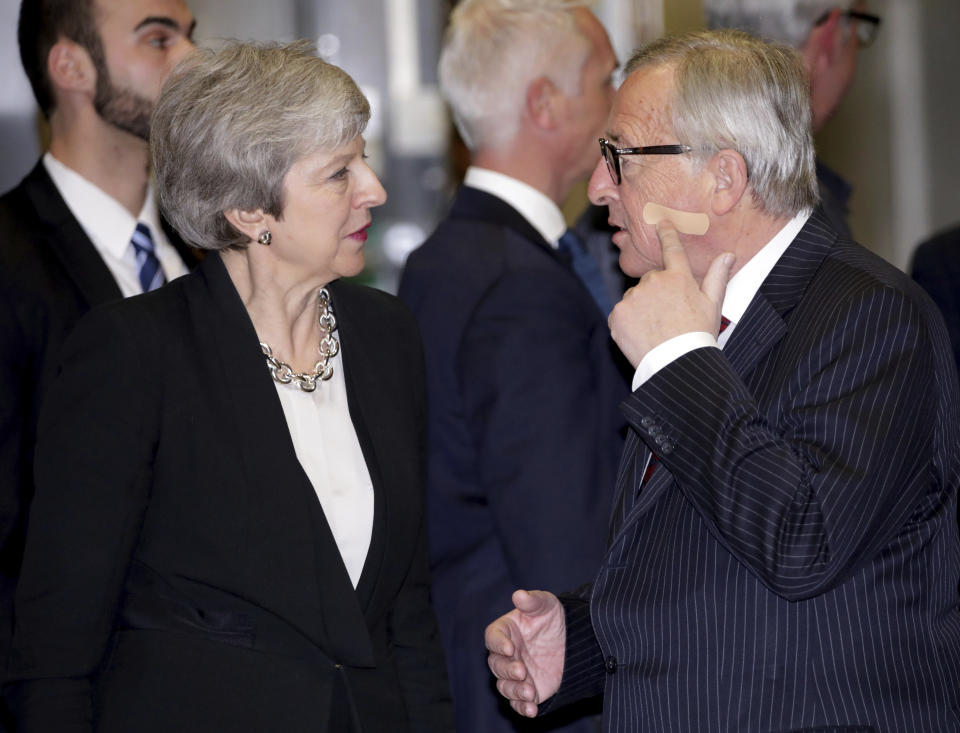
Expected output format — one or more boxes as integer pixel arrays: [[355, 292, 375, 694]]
[[223, 208, 270, 243], [525, 76, 560, 130], [706, 149, 748, 216], [47, 39, 97, 97], [803, 9, 843, 71]]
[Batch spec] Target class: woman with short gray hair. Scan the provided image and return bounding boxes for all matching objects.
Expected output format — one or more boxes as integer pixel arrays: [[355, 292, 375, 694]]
[[8, 41, 455, 733]]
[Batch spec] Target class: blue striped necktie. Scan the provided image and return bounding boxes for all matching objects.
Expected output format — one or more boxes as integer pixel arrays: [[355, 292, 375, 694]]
[[557, 228, 615, 316], [131, 222, 165, 292]]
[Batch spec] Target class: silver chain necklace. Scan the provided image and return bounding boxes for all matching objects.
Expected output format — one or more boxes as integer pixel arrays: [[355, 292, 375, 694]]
[[260, 288, 339, 392]]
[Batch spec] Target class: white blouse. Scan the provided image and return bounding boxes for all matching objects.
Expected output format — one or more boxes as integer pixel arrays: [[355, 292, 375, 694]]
[[271, 341, 374, 588]]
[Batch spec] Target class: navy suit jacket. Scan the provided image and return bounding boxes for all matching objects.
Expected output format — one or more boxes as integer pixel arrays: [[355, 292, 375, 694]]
[[911, 223, 960, 376], [398, 186, 630, 732], [6, 253, 453, 732], [0, 162, 198, 703], [551, 211, 960, 732]]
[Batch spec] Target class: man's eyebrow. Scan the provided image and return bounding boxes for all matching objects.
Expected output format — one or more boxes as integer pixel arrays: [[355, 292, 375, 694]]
[[134, 16, 196, 35]]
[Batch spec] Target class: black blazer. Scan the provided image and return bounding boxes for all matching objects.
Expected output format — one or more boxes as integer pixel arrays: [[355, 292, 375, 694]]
[[6, 253, 454, 732], [0, 161, 197, 676], [398, 186, 629, 733], [551, 211, 960, 731]]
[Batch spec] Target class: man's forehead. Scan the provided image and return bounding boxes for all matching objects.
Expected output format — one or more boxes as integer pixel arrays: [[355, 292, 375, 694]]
[[95, 0, 193, 30], [606, 67, 673, 142]]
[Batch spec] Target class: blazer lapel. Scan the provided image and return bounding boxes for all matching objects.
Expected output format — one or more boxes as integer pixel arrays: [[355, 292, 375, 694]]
[[23, 163, 123, 305], [326, 280, 425, 623], [191, 254, 375, 666], [324, 285, 386, 613], [612, 209, 840, 530]]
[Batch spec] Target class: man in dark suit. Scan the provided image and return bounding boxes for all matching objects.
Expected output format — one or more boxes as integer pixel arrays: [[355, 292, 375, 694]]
[[705, 0, 883, 240], [398, 1, 629, 731], [487, 30, 960, 732], [912, 223, 960, 374], [0, 1, 196, 714]]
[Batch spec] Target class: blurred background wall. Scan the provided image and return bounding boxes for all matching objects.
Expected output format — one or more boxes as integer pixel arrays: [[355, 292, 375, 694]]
[[1, 0, 957, 288]]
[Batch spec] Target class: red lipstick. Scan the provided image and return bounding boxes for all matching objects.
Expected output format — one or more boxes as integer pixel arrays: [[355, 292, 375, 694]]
[[349, 223, 371, 242]]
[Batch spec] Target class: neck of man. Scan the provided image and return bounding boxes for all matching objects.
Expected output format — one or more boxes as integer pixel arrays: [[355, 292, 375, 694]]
[[709, 203, 795, 281], [47, 105, 151, 218], [471, 137, 570, 207]]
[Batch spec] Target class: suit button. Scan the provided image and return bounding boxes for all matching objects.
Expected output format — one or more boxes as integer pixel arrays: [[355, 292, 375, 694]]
[[641, 416, 654, 428], [605, 655, 617, 674]]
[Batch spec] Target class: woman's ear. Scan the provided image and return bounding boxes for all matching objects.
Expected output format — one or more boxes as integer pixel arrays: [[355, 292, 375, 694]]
[[223, 208, 270, 244], [706, 149, 749, 216]]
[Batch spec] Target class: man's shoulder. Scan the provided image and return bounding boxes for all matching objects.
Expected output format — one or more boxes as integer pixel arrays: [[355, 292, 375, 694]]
[[0, 165, 46, 236], [826, 236, 930, 303], [0, 174, 67, 286], [912, 224, 960, 270], [805, 237, 953, 365]]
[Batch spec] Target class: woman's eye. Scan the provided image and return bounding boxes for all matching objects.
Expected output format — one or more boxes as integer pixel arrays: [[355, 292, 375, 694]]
[[330, 167, 349, 181]]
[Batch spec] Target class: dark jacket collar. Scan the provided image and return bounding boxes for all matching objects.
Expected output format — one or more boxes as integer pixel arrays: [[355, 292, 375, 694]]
[[451, 184, 553, 252], [21, 160, 124, 306]]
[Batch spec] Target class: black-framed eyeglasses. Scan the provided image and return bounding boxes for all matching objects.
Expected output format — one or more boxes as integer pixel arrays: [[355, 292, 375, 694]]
[[814, 9, 882, 48], [599, 138, 691, 186]]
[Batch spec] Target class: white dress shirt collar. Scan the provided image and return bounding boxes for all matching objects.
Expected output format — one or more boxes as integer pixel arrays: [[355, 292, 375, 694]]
[[44, 152, 144, 261], [719, 209, 812, 340], [464, 166, 567, 247], [43, 152, 188, 296]]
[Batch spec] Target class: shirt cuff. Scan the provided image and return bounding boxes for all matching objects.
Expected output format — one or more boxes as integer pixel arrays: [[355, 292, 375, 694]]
[[631, 332, 719, 391]]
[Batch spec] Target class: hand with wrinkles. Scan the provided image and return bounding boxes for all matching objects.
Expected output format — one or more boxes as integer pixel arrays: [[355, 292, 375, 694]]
[[609, 221, 734, 368], [485, 590, 565, 718]]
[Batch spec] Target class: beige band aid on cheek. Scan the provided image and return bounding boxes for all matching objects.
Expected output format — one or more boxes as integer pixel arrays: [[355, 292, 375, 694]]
[[643, 202, 710, 236]]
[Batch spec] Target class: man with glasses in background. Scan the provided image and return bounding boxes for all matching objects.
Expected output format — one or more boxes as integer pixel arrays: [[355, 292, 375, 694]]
[[486, 29, 960, 732], [705, 0, 881, 240]]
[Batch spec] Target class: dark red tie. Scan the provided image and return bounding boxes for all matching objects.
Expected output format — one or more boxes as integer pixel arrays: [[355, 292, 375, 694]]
[[641, 316, 730, 485]]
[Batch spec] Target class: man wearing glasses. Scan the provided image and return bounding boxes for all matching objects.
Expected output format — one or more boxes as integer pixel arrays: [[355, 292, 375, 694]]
[[487, 29, 960, 732], [705, 0, 881, 241]]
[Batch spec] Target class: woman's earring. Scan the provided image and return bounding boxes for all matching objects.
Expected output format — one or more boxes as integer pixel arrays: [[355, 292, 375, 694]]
[[257, 230, 272, 246]]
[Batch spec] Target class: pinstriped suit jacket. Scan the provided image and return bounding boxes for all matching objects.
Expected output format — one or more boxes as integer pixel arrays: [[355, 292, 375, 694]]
[[551, 210, 960, 732]]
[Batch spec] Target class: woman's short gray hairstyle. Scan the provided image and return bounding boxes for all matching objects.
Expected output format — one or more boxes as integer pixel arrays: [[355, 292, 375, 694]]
[[151, 40, 370, 250], [704, 0, 856, 48], [625, 30, 818, 218], [439, 0, 593, 151]]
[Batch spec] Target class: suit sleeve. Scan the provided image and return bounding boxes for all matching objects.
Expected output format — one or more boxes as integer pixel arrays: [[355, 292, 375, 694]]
[[6, 307, 158, 732], [631, 284, 949, 601], [388, 321, 456, 731], [459, 266, 622, 592]]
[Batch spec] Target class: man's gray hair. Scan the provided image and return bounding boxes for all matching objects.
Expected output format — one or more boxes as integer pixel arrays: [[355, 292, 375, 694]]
[[704, 0, 856, 47], [151, 41, 370, 250], [624, 29, 818, 218], [439, 0, 593, 151]]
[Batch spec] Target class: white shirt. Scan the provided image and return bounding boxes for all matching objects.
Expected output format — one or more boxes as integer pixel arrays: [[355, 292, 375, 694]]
[[464, 166, 567, 247], [632, 209, 812, 390], [271, 339, 374, 589], [43, 153, 189, 297]]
